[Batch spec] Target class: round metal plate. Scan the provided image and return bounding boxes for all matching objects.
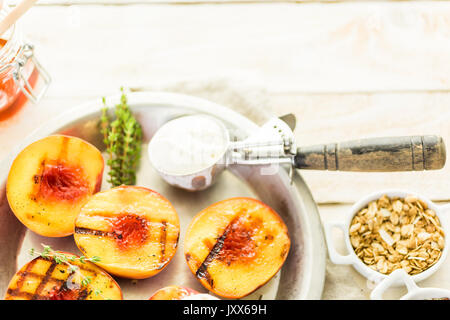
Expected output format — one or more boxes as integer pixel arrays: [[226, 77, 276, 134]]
[[0, 92, 326, 300]]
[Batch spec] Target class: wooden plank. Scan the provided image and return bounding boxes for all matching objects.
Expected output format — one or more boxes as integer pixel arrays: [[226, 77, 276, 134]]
[[271, 92, 450, 203], [0, 3, 449, 300], [3, 91, 450, 204], [6, 0, 408, 5], [130, 85, 450, 204], [11, 2, 450, 96], [1, 4, 450, 204]]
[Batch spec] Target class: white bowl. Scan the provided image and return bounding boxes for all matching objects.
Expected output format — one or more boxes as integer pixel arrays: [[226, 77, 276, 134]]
[[324, 189, 450, 285], [371, 269, 450, 300]]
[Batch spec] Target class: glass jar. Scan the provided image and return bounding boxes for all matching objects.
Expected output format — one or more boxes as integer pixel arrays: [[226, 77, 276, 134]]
[[0, 8, 50, 114]]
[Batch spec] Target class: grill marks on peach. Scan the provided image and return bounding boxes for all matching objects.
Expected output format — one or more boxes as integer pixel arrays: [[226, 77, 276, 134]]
[[74, 214, 170, 256], [48, 269, 90, 300], [196, 228, 228, 288], [217, 216, 258, 265], [73, 186, 180, 279], [5, 257, 97, 300], [160, 221, 167, 262], [75, 226, 115, 238], [6, 258, 38, 299], [31, 259, 58, 300], [185, 198, 290, 298], [195, 215, 260, 286]]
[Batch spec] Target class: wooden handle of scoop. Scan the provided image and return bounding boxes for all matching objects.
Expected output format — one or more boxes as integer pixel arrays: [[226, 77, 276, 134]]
[[294, 135, 446, 171]]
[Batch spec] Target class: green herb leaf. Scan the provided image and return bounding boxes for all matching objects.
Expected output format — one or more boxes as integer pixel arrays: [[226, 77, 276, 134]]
[[94, 289, 102, 296], [68, 265, 79, 273], [28, 245, 109, 299], [81, 276, 92, 287], [90, 256, 101, 263], [101, 88, 142, 187]]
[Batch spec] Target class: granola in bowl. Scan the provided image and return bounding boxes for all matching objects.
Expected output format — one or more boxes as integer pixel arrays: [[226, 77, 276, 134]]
[[350, 194, 445, 276]]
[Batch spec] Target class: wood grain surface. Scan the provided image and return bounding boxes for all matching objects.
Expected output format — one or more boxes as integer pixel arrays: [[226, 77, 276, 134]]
[[1, 0, 450, 299], [2, 2, 450, 203]]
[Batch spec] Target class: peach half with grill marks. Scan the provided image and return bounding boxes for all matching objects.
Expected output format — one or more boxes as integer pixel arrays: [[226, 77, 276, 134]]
[[74, 186, 180, 279], [5, 253, 122, 300], [6, 135, 104, 237], [184, 197, 290, 299]]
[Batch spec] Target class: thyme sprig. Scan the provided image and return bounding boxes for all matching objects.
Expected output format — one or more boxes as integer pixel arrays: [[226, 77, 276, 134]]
[[100, 88, 143, 187], [28, 244, 111, 299], [29, 244, 101, 288]]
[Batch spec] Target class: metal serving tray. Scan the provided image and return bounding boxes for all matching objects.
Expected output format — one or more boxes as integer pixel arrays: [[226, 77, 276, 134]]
[[0, 92, 326, 300]]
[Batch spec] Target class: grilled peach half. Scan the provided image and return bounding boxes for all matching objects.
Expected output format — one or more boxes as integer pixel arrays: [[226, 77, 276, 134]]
[[5, 253, 122, 300], [184, 197, 290, 299], [6, 135, 104, 237], [149, 285, 198, 300], [74, 186, 180, 279]]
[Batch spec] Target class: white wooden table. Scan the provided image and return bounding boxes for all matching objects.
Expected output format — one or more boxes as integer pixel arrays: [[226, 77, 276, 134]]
[[2, 0, 450, 299]]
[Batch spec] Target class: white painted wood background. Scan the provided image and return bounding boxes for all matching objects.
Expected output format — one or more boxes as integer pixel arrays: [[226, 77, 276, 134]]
[[2, 0, 450, 299]]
